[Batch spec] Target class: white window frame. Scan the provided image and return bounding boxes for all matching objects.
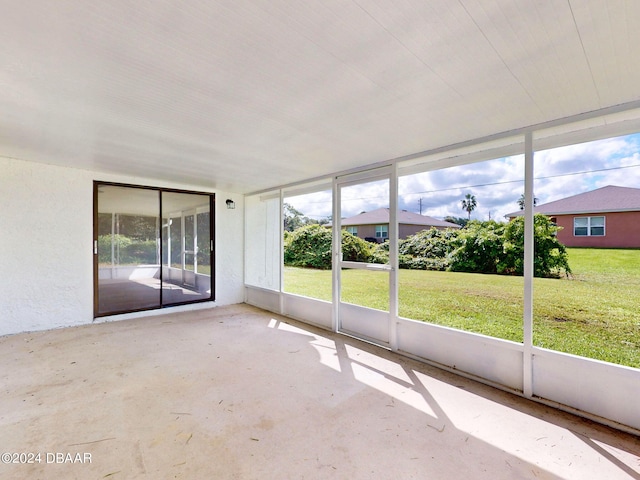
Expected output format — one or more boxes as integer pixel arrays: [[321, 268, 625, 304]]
[[346, 226, 358, 235], [375, 224, 388, 239], [574, 216, 605, 236]]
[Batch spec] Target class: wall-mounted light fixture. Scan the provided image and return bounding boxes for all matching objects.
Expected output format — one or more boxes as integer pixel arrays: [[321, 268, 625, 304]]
[[226, 199, 236, 209]]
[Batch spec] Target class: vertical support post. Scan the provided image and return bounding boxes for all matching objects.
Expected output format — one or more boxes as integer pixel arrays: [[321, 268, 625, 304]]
[[389, 165, 399, 351], [331, 177, 341, 333], [279, 189, 285, 315], [111, 212, 116, 276], [181, 213, 186, 274], [159, 192, 163, 306], [523, 131, 534, 398], [242, 196, 247, 303]]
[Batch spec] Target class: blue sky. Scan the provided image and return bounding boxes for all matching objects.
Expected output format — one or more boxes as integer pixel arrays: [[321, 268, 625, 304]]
[[286, 133, 640, 222]]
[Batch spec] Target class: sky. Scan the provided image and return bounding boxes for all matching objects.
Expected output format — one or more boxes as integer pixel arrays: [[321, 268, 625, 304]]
[[285, 133, 640, 222]]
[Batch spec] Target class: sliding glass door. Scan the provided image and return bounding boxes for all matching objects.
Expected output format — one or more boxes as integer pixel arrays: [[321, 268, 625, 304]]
[[94, 182, 214, 316], [161, 192, 212, 306]]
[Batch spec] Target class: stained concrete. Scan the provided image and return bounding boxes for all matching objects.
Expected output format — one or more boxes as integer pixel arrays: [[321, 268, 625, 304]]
[[0, 304, 638, 479]]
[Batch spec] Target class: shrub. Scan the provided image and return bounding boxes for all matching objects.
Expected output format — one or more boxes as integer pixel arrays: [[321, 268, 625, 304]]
[[341, 230, 374, 263], [283, 217, 571, 278], [500, 214, 571, 277], [123, 239, 158, 264], [448, 220, 505, 274], [369, 241, 389, 265], [283, 224, 333, 269], [395, 217, 570, 277], [284, 225, 372, 269], [399, 227, 456, 259], [98, 234, 132, 264], [97, 235, 158, 265]]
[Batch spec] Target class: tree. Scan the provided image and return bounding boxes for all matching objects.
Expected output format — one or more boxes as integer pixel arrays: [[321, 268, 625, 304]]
[[501, 214, 571, 277], [517, 193, 539, 210], [461, 193, 477, 220], [443, 216, 468, 227], [283, 203, 309, 232], [449, 220, 504, 274]]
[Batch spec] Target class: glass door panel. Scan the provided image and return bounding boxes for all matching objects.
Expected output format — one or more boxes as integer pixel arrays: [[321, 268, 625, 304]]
[[161, 192, 212, 306], [96, 185, 161, 315]]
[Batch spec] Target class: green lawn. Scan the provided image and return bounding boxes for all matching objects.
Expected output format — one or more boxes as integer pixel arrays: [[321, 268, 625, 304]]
[[283, 248, 640, 368]]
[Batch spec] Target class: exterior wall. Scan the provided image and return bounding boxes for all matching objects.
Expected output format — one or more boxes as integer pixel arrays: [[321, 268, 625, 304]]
[[347, 224, 451, 242], [348, 224, 379, 242], [554, 211, 640, 248], [0, 156, 245, 336]]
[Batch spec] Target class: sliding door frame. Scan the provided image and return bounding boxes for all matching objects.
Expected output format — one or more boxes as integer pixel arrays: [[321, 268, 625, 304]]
[[93, 181, 215, 317]]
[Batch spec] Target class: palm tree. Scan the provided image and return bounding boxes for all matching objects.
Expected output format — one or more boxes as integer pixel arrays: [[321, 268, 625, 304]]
[[461, 193, 477, 220], [517, 193, 539, 210]]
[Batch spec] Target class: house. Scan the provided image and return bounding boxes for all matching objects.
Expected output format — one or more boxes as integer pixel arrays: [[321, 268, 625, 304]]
[[2, 0, 640, 459], [338, 208, 460, 243], [507, 186, 640, 248]]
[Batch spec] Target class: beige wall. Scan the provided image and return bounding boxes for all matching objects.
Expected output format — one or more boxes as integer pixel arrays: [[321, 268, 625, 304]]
[[345, 224, 453, 243]]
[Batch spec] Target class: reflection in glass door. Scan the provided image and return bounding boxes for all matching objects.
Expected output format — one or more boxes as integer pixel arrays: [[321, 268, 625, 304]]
[[337, 173, 391, 344], [183, 210, 196, 287], [95, 185, 161, 315], [161, 192, 212, 306]]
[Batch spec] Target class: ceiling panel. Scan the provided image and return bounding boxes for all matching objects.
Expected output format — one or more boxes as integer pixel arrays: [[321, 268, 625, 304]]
[[1, 0, 640, 194]]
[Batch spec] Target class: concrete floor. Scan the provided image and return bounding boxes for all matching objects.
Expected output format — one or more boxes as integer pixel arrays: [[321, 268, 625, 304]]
[[1, 304, 638, 480]]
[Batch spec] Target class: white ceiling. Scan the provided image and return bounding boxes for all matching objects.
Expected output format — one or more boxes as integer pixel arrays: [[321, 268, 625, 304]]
[[2, 1, 640, 194]]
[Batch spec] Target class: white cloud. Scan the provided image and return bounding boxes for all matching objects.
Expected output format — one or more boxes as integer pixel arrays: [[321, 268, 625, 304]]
[[534, 134, 640, 204], [283, 133, 640, 223]]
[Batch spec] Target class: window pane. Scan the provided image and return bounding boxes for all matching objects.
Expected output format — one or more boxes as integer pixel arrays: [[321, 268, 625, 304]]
[[197, 211, 211, 275], [376, 225, 388, 238], [590, 216, 605, 236], [96, 185, 161, 315], [574, 218, 588, 236], [161, 192, 212, 305]]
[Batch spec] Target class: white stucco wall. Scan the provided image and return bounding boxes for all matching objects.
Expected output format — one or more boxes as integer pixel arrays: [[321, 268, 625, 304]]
[[0, 156, 244, 336]]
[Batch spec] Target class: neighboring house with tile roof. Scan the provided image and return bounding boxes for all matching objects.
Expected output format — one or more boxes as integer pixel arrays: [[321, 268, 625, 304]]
[[506, 185, 640, 248], [336, 207, 460, 243]]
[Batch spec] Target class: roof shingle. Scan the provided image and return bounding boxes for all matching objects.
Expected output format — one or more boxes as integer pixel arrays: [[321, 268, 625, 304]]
[[507, 185, 640, 217], [340, 208, 460, 228]]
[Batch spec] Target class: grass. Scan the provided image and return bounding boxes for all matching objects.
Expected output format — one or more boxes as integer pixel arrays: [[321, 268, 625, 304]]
[[283, 248, 640, 368]]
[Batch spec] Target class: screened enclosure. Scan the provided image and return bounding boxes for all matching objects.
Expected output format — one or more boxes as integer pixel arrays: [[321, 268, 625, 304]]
[[245, 111, 640, 433]]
